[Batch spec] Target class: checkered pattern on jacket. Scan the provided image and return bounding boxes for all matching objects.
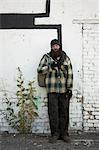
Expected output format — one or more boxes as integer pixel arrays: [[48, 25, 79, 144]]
[[37, 51, 73, 93]]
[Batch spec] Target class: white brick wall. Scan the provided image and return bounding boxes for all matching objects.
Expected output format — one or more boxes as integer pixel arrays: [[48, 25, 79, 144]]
[[0, 0, 99, 133], [82, 23, 99, 131]]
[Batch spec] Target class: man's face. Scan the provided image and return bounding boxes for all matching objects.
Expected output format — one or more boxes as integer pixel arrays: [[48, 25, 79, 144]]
[[52, 44, 60, 52], [51, 44, 61, 59]]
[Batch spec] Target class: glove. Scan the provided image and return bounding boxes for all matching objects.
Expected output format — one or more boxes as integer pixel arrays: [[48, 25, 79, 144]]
[[66, 89, 72, 99]]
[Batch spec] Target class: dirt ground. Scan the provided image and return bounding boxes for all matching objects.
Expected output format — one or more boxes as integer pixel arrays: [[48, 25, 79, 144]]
[[0, 132, 99, 150]]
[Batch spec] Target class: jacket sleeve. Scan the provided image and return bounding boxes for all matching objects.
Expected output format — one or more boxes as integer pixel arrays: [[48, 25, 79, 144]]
[[66, 57, 73, 90], [37, 54, 49, 74]]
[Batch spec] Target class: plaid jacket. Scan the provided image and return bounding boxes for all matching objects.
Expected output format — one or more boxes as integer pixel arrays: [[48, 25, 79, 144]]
[[37, 51, 73, 93]]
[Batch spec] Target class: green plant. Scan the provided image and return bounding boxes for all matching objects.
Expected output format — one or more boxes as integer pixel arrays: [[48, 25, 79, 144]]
[[2, 67, 38, 133]]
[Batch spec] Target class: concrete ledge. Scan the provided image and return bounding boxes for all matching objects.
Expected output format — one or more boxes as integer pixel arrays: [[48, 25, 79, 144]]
[[73, 19, 99, 24]]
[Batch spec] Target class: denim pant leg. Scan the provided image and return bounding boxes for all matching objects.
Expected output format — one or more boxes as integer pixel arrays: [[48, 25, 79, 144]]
[[47, 93, 59, 136]]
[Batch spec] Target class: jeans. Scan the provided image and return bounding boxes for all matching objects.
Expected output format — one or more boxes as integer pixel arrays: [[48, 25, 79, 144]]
[[47, 93, 70, 137]]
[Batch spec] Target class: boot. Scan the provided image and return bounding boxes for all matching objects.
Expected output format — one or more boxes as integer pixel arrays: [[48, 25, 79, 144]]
[[61, 135, 71, 143], [48, 134, 59, 143], [59, 131, 71, 143]]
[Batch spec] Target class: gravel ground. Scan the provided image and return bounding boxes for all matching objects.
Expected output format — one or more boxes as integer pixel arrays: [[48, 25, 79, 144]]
[[0, 132, 99, 150]]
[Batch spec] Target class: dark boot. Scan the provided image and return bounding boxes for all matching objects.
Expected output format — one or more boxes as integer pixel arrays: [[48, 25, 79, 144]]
[[49, 134, 59, 143], [61, 134, 71, 143]]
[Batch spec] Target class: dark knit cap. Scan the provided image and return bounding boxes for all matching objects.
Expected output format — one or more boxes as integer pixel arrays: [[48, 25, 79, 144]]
[[50, 39, 61, 47]]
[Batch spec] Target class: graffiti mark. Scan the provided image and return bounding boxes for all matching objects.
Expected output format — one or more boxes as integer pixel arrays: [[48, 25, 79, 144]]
[[0, 0, 62, 44]]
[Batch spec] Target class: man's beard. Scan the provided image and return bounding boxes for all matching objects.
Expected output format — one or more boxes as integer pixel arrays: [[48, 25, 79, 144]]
[[51, 48, 62, 59]]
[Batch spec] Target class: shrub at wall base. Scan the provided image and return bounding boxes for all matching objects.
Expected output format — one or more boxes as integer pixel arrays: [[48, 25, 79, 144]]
[[2, 67, 39, 134]]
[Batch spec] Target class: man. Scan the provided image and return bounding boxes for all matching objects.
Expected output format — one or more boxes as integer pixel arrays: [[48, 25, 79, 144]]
[[37, 39, 73, 143]]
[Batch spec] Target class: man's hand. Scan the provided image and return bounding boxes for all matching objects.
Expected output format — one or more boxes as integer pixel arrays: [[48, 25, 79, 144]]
[[50, 61, 62, 70], [50, 62, 57, 69], [66, 89, 72, 99]]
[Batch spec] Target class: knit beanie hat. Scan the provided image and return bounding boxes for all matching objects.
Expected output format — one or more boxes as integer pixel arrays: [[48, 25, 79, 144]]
[[50, 39, 61, 47]]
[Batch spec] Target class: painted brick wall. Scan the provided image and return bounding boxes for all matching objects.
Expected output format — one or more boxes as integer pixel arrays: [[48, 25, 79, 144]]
[[0, 0, 99, 133], [82, 23, 99, 131], [0, 0, 83, 133]]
